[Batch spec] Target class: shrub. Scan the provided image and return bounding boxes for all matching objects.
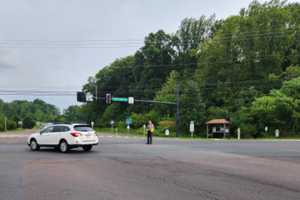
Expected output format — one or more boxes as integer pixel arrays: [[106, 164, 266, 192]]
[[158, 120, 176, 136], [240, 123, 257, 138], [0, 122, 4, 131], [159, 120, 175, 129], [7, 120, 17, 130], [131, 113, 147, 128]]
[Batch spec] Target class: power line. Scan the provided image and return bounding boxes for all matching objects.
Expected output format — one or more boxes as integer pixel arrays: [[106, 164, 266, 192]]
[[0, 29, 297, 48], [0, 29, 296, 43], [0, 79, 279, 97], [0, 93, 76, 96]]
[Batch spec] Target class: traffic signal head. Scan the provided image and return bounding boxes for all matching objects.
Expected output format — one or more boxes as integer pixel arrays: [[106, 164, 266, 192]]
[[106, 93, 112, 104], [77, 92, 87, 103]]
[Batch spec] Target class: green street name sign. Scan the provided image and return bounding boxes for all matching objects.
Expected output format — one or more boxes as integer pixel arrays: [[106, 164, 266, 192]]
[[112, 97, 128, 102]]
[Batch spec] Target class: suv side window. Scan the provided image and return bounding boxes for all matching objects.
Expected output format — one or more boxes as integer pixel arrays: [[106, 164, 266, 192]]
[[53, 126, 61, 133], [41, 126, 54, 134], [53, 126, 70, 132], [62, 126, 70, 132]]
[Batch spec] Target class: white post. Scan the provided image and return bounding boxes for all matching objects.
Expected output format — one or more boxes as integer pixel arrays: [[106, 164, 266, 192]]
[[275, 129, 280, 138], [127, 125, 130, 134], [190, 121, 195, 138]]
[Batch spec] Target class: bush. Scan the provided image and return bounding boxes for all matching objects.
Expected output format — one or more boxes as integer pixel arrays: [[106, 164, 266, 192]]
[[130, 111, 160, 129], [23, 117, 36, 129], [131, 113, 147, 129], [7, 120, 17, 130], [240, 123, 257, 138], [145, 110, 160, 125], [116, 121, 126, 129], [159, 120, 176, 133], [0, 117, 17, 131], [0, 122, 3, 132]]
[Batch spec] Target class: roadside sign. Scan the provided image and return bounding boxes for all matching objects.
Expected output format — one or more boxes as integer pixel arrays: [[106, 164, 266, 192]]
[[128, 97, 134, 104], [126, 117, 132, 125], [165, 129, 170, 136]]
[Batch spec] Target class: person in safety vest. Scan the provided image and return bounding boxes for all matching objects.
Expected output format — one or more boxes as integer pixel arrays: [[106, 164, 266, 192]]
[[146, 120, 155, 145]]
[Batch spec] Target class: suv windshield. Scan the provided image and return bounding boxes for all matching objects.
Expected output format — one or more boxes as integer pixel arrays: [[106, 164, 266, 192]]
[[74, 125, 93, 132]]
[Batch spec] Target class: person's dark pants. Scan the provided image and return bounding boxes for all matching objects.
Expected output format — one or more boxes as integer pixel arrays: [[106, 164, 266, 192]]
[[147, 132, 153, 144]]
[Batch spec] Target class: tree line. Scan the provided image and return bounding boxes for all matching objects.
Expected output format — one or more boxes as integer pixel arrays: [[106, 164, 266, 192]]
[[0, 99, 60, 131], [40, 1, 300, 137]]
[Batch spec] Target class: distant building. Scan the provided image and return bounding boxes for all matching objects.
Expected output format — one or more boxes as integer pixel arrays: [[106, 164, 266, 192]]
[[206, 119, 230, 138]]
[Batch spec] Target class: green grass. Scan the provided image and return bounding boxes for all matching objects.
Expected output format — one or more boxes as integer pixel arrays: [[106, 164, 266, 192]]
[[95, 127, 145, 137], [0, 128, 37, 134], [95, 127, 300, 140]]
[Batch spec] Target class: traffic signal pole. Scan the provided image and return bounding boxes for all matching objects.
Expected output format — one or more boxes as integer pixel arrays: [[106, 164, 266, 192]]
[[77, 90, 180, 137]]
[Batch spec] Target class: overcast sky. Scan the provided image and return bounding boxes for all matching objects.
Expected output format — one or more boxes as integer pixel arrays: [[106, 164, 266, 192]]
[[0, 0, 298, 112]]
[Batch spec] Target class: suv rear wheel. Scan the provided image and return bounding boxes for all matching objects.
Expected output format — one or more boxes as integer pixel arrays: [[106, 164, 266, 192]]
[[59, 140, 69, 153], [82, 145, 93, 152]]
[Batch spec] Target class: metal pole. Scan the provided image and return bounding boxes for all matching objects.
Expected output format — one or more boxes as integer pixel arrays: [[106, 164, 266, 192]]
[[135, 99, 176, 105], [176, 81, 180, 137]]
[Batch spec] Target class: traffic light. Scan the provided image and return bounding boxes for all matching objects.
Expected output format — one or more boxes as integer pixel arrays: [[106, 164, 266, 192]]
[[77, 92, 87, 103], [106, 93, 112, 104]]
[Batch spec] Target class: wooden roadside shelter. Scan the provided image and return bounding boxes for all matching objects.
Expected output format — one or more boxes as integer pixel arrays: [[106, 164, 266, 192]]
[[206, 119, 230, 138]]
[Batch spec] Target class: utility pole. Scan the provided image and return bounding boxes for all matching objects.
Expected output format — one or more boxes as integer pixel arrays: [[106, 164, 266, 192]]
[[176, 81, 180, 137], [4, 117, 7, 132], [91, 77, 98, 102], [95, 84, 98, 101]]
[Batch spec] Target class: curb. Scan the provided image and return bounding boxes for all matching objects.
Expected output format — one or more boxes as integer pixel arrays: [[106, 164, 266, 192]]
[[98, 135, 142, 139], [0, 135, 28, 138]]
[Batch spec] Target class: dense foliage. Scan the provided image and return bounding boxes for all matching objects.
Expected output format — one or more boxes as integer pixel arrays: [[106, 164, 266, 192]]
[[0, 99, 60, 131], [64, 0, 300, 137]]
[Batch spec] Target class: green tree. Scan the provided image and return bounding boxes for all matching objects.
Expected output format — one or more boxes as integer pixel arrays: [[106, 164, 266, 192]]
[[23, 117, 36, 129], [280, 76, 300, 99], [249, 90, 295, 135]]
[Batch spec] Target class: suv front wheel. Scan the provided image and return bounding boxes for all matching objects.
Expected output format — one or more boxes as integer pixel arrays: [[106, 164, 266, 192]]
[[59, 140, 69, 153]]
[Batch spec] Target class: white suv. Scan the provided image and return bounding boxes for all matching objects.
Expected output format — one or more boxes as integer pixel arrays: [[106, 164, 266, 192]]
[[27, 124, 99, 153]]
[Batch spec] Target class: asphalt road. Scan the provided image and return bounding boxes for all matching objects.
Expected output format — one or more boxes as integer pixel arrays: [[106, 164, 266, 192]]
[[1, 136, 300, 200]]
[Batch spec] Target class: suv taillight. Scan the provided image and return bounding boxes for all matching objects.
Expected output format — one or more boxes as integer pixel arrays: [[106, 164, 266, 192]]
[[70, 132, 81, 137]]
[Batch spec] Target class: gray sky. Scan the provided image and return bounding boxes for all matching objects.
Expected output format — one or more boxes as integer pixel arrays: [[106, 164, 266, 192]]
[[0, 0, 297, 111]]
